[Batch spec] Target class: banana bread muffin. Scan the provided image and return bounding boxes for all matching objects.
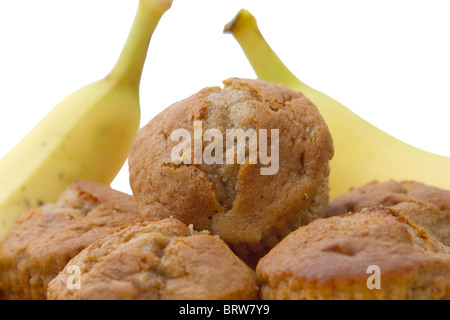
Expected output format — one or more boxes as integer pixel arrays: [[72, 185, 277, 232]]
[[129, 78, 334, 264], [47, 218, 259, 300], [256, 206, 450, 300], [0, 181, 140, 300], [326, 180, 450, 246]]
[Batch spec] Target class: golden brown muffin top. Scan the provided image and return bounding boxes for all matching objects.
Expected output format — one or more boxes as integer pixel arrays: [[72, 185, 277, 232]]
[[129, 78, 334, 263], [47, 218, 259, 300], [326, 180, 450, 246], [256, 206, 450, 300], [0, 181, 140, 300]]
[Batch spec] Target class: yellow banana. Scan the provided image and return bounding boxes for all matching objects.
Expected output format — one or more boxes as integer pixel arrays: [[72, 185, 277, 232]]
[[0, 0, 172, 241], [224, 9, 450, 199]]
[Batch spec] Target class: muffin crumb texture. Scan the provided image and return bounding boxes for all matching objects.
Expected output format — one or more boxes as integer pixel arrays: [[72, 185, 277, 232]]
[[47, 218, 259, 300], [0, 181, 140, 300], [326, 180, 450, 246], [256, 206, 450, 300], [129, 78, 334, 263]]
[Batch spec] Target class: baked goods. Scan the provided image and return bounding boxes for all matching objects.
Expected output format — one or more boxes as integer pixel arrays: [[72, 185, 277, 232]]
[[0, 181, 140, 300], [326, 180, 450, 246], [129, 78, 334, 263], [256, 206, 450, 300], [47, 218, 259, 300], [6, 74, 448, 300]]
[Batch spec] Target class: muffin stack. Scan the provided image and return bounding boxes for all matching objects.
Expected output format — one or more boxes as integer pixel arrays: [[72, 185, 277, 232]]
[[0, 79, 448, 300]]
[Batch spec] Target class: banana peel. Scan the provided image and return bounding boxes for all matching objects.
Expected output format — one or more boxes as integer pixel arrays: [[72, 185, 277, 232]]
[[225, 9, 450, 199], [0, 0, 173, 241]]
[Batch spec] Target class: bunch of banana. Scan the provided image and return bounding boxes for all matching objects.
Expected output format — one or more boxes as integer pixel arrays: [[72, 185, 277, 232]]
[[224, 9, 450, 199], [0, 0, 173, 241]]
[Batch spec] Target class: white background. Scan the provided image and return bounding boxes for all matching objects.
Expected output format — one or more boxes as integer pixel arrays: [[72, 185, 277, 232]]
[[0, 0, 449, 195]]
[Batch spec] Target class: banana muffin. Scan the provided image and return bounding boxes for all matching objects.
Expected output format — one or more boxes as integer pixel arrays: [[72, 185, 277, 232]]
[[326, 180, 450, 246], [47, 218, 259, 300], [0, 181, 140, 300], [256, 206, 450, 300], [129, 78, 334, 264]]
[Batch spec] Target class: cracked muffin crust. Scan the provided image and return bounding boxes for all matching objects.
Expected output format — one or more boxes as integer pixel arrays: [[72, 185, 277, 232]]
[[256, 206, 450, 300], [129, 78, 334, 264], [47, 218, 259, 300], [0, 181, 140, 300], [325, 180, 450, 246]]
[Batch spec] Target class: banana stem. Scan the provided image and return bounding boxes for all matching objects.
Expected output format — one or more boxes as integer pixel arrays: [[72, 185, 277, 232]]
[[224, 9, 305, 91], [109, 0, 172, 88]]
